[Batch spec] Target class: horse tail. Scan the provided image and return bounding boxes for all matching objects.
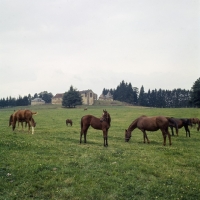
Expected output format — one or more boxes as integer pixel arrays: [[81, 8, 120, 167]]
[[9, 114, 13, 126], [197, 119, 200, 131], [80, 117, 83, 130], [167, 117, 178, 135], [32, 112, 38, 115]]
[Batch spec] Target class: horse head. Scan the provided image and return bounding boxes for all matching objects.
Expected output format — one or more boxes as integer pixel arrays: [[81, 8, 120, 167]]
[[100, 110, 111, 124], [125, 129, 131, 142], [31, 118, 36, 127]]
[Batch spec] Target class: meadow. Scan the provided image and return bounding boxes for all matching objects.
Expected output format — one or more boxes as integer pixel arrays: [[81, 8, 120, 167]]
[[0, 104, 200, 200]]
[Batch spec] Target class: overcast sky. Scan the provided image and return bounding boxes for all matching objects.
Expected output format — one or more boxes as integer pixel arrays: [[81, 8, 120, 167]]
[[0, 0, 199, 99]]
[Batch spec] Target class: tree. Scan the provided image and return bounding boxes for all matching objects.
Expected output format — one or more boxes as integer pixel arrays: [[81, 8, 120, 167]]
[[191, 77, 200, 107], [62, 86, 82, 108], [38, 91, 53, 103], [138, 85, 145, 106]]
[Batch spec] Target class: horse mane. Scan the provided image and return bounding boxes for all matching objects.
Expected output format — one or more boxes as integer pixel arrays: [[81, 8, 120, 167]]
[[107, 113, 111, 126]]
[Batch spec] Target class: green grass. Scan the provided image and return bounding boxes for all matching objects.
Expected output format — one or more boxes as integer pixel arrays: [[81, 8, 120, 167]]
[[0, 105, 200, 199]]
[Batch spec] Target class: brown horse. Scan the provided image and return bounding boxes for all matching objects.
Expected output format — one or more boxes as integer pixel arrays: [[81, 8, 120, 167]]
[[11, 110, 37, 134], [66, 119, 73, 126], [191, 118, 200, 131], [80, 110, 111, 147], [9, 111, 28, 130], [125, 115, 178, 146], [168, 118, 192, 137]]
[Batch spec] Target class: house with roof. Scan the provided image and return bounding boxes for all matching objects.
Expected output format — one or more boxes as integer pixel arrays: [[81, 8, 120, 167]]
[[51, 90, 98, 105], [31, 98, 45, 105], [99, 91, 113, 101], [51, 93, 64, 104]]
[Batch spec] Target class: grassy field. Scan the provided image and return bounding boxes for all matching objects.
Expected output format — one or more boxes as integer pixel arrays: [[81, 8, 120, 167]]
[[0, 104, 200, 200]]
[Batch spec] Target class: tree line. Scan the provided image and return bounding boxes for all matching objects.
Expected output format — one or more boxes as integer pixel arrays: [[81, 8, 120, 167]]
[[102, 78, 200, 108], [0, 91, 53, 108], [0, 77, 200, 108]]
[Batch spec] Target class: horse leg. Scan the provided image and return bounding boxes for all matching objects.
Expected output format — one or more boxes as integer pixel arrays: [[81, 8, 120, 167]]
[[170, 126, 174, 136], [162, 132, 166, 146], [167, 130, 172, 145], [142, 130, 150, 143], [103, 130, 108, 147], [80, 126, 89, 144], [80, 131, 83, 144]]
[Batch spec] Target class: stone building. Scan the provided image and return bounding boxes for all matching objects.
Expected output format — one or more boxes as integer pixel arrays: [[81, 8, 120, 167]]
[[98, 91, 113, 101], [31, 98, 45, 105], [51, 90, 97, 105], [79, 89, 98, 105], [51, 93, 64, 104]]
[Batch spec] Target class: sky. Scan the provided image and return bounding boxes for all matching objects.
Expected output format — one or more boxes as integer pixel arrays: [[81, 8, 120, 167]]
[[0, 0, 200, 99]]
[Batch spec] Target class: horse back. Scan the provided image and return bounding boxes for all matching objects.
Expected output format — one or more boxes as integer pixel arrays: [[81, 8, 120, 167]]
[[15, 110, 33, 121], [137, 116, 167, 131], [81, 115, 103, 130]]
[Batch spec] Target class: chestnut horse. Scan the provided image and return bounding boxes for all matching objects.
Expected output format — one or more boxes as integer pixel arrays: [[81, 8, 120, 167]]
[[66, 119, 73, 126], [191, 118, 200, 131], [11, 110, 37, 134], [80, 110, 111, 147], [125, 115, 178, 146], [168, 118, 192, 137], [9, 111, 28, 130]]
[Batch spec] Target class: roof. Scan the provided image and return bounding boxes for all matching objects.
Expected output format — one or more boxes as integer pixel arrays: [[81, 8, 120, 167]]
[[52, 93, 64, 98], [31, 98, 45, 102]]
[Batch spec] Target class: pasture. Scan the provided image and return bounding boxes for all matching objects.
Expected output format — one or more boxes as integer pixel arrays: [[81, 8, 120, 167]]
[[0, 105, 200, 199]]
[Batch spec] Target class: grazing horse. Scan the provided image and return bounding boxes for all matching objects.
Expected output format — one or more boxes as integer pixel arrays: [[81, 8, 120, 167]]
[[125, 115, 178, 146], [168, 118, 192, 137], [11, 110, 37, 134], [191, 118, 200, 131], [66, 119, 73, 126], [80, 110, 111, 147], [9, 111, 28, 130]]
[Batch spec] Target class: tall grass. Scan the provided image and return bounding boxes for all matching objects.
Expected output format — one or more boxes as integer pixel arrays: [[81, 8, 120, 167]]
[[0, 105, 200, 199]]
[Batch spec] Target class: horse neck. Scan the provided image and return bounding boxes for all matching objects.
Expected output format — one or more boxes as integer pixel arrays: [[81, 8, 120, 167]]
[[107, 114, 111, 125], [128, 119, 138, 132]]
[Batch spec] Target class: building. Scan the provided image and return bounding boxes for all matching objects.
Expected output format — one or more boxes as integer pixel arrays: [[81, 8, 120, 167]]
[[31, 98, 45, 105], [51, 93, 64, 104], [51, 90, 98, 105], [79, 89, 98, 105], [99, 91, 113, 101]]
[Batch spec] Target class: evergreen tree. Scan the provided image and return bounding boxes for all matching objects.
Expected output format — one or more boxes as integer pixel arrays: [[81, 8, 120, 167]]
[[38, 91, 53, 103], [62, 86, 82, 108], [138, 85, 145, 106], [190, 77, 200, 107]]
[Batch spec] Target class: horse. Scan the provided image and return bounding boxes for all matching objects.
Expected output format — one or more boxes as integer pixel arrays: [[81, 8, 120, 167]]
[[66, 119, 73, 126], [191, 118, 200, 131], [125, 115, 178, 146], [80, 109, 111, 147], [11, 110, 37, 134], [84, 107, 87, 111], [168, 118, 192, 137], [9, 111, 28, 130]]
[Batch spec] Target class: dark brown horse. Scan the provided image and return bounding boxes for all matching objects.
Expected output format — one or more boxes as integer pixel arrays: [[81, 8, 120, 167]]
[[168, 118, 192, 137], [11, 110, 37, 134], [66, 119, 73, 126], [191, 118, 200, 131], [125, 115, 178, 146], [80, 110, 111, 147]]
